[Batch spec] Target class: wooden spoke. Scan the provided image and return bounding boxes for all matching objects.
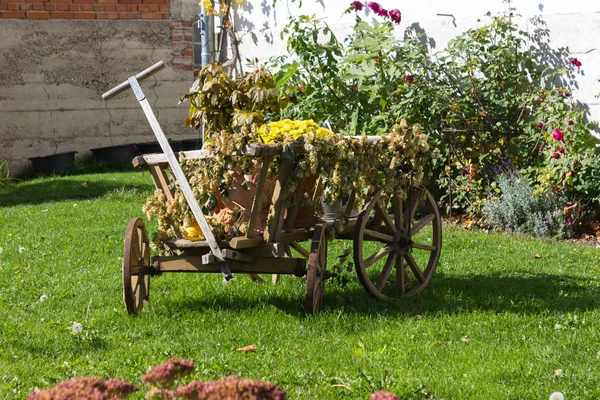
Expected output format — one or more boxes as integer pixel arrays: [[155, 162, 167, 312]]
[[374, 200, 396, 234], [289, 241, 310, 259], [122, 218, 151, 315], [354, 181, 442, 300], [405, 252, 425, 283], [411, 213, 436, 236], [375, 253, 397, 291], [363, 245, 393, 268], [363, 228, 394, 243], [305, 224, 328, 314], [393, 194, 403, 231], [412, 242, 437, 252], [396, 256, 405, 296]]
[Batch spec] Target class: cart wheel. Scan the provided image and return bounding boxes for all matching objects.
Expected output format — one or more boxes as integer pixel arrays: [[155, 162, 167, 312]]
[[305, 224, 327, 314], [354, 180, 441, 300], [123, 218, 151, 315]]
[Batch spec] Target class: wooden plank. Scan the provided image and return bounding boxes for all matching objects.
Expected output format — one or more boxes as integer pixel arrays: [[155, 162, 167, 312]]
[[157, 255, 306, 276], [229, 236, 263, 249], [285, 176, 307, 233], [279, 229, 313, 243], [264, 156, 294, 243], [130, 76, 231, 280], [246, 156, 273, 239]]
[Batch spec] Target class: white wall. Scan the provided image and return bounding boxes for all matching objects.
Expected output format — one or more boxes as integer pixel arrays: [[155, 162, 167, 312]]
[[234, 0, 600, 133]]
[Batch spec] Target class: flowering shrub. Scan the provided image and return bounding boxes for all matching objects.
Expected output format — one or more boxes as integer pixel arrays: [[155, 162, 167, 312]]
[[29, 358, 401, 399], [29, 377, 138, 400]]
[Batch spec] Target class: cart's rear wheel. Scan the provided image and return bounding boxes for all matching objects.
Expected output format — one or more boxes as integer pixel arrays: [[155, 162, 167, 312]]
[[353, 180, 441, 300], [123, 218, 151, 315], [305, 224, 327, 314]]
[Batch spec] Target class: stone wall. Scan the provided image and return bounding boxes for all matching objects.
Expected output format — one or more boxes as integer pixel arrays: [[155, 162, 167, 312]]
[[0, 12, 198, 177]]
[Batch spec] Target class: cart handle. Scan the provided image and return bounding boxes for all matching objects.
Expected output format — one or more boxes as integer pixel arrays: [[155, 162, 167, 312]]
[[101, 61, 165, 101]]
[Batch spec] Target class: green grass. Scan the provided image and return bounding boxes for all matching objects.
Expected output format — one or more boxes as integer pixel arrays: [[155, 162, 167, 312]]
[[1, 171, 600, 399]]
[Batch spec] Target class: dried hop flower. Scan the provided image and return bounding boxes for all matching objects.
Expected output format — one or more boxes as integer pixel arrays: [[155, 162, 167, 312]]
[[141, 358, 196, 389]]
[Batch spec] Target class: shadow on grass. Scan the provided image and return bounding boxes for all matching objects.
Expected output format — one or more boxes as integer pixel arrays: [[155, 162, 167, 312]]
[[159, 271, 599, 318], [0, 178, 154, 207]]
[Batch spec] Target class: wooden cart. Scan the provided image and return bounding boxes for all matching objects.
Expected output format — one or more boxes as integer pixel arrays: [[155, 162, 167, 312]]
[[103, 62, 443, 315]]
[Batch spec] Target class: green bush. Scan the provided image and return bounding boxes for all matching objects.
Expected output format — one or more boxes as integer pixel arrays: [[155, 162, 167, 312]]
[[482, 173, 574, 238]]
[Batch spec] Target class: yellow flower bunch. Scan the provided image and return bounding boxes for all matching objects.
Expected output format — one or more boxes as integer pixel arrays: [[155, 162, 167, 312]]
[[257, 119, 333, 144]]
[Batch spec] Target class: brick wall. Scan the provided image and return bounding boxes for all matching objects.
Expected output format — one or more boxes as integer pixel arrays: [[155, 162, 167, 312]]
[[171, 20, 192, 71], [0, 0, 169, 20]]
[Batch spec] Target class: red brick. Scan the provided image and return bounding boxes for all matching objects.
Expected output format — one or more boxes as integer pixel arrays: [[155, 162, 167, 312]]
[[96, 0, 117, 3], [72, 0, 93, 3], [56, 4, 67, 9], [125, 4, 134, 10], [117, 10, 137, 18], [92, 4, 101, 10], [26, 0, 48, 3], [28, 10, 49, 17], [8, 3, 20, 10], [161, 11, 167, 18], [143, 0, 165, 4], [158, 5, 167, 11], [73, 11, 93, 17], [1, 10, 27, 16], [103, 4, 114, 10], [181, 20, 191, 27], [115, 4, 124, 10], [140, 11, 159, 18], [136, 4, 145, 10], [32, 3, 45, 9], [147, 4, 156, 10], [0, 4, 7, 9], [96, 11, 117, 18], [20, 3, 33, 9], [50, 10, 71, 17], [80, 3, 90, 9], [44, 3, 55, 9]]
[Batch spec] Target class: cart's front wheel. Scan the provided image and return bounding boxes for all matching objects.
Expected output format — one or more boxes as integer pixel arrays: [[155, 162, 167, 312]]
[[123, 218, 151, 315], [305, 224, 327, 314], [354, 181, 441, 300]]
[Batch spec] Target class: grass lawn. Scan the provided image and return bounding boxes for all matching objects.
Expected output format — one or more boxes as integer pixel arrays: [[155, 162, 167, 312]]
[[1, 170, 600, 399]]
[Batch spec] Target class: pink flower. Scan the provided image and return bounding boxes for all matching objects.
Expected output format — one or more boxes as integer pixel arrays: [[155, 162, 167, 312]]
[[141, 357, 196, 389], [370, 391, 401, 400], [552, 128, 564, 142], [368, 2, 381, 13], [389, 9, 401, 24], [567, 220, 573, 226], [570, 57, 582, 67], [553, 152, 560, 159], [536, 121, 544, 129], [558, 146, 565, 154], [404, 74, 414, 83], [350, 1, 363, 10], [539, 146, 544, 152], [297, 85, 305, 93], [568, 119, 574, 125]]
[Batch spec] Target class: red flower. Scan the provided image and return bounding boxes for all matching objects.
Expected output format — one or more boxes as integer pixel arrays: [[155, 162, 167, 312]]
[[389, 9, 401, 24], [350, 1, 363, 10], [404, 74, 414, 83], [564, 91, 571, 97], [553, 152, 560, 159], [536, 121, 544, 129], [570, 57, 582, 67], [539, 146, 544, 152], [558, 146, 565, 154], [552, 128, 564, 142], [568, 119, 574, 125]]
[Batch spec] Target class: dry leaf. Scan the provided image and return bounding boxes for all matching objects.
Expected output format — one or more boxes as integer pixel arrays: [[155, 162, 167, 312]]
[[554, 368, 563, 376], [237, 344, 256, 353], [81, 182, 88, 187], [533, 254, 542, 259]]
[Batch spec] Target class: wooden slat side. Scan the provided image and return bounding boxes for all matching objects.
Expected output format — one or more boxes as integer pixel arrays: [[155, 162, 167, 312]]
[[148, 165, 183, 239], [246, 156, 273, 239], [285, 176, 307, 233], [264, 157, 295, 243]]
